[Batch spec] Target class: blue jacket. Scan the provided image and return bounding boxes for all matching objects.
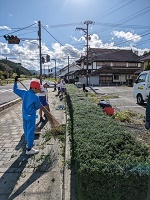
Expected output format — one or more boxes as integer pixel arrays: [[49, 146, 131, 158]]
[[13, 82, 41, 115]]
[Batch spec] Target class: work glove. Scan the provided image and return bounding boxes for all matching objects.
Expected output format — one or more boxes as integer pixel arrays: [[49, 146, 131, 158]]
[[15, 76, 19, 82], [145, 120, 150, 130]]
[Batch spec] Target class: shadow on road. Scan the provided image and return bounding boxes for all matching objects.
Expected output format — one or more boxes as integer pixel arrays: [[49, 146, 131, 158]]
[[0, 134, 57, 200]]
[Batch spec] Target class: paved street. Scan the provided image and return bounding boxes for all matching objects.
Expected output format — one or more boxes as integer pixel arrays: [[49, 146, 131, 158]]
[[90, 85, 146, 116], [0, 81, 30, 105], [0, 87, 69, 200]]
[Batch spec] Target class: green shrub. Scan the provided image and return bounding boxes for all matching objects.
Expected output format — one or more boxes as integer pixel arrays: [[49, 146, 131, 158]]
[[66, 84, 150, 200]]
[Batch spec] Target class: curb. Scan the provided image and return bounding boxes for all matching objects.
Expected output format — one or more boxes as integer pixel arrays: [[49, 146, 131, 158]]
[[0, 98, 22, 112]]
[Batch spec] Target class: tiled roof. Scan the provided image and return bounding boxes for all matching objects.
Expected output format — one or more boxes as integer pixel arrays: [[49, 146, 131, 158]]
[[76, 48, 140, 63], [89, 48, 140, 62], [139, 54, 150, 61]]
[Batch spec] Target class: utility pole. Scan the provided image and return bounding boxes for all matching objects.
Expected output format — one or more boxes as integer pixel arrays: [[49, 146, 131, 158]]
[[68, 55, 69, 83], [38, 21, 42, 84], [5, 57, 8, 84], [52, 59, 56, 80], [54, 59, 56, 80], [76, 20, 94, 85], [48, 65, 50, 77]]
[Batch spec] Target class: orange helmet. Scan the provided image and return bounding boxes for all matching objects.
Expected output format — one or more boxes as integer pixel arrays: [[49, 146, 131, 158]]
[[30, 80, 41, 90]]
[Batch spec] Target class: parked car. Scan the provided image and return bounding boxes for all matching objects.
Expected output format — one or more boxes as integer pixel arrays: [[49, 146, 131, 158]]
[[75, 82, 82, 88], [133, 70, 150, 104]]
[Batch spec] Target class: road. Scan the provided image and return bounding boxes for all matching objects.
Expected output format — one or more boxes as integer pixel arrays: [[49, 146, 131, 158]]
[[90, 86, 146, 116], [0, 80, 30, 105], [0, 83, 147, 117]]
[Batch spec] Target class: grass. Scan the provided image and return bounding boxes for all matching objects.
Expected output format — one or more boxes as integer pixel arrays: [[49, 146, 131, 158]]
[[88, 92, 119, 104], [113, 110, 144, 124]]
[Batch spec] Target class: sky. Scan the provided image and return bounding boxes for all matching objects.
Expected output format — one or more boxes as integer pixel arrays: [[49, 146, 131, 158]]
[[0, 0, 150, 71]]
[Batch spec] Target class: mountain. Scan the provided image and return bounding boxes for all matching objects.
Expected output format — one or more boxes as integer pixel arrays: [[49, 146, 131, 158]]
[[0, 59, 31, 76], [29, 70, 38, 75]]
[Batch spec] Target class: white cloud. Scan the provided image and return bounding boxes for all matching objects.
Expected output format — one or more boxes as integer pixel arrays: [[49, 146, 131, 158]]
[[0, 26, 11, 31], [23, 40, 39, 51], [0, 42, 10, 54], [62, 44, 80, 58], [112, 31, 141, 43], [8, 13, 12, 17]]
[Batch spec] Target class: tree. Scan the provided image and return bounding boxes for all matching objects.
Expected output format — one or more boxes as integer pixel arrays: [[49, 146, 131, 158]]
[[0, 70, 5, 80], [0, 63, 13, 78], [145, 64, 150, 71], [16, 67, 20, 77]]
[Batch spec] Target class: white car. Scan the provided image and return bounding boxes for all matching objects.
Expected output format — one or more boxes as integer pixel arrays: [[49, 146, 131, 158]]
[[133, 70, 150, 104]]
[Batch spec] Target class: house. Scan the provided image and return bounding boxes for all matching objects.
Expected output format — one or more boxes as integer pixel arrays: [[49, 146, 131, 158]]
[[76, 48, 142, 86], [139, 51, 150, 70], [59, 62, 82, 83]]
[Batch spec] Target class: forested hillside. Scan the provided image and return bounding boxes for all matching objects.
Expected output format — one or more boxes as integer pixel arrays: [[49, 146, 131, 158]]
[[0, 59, 31, 76]]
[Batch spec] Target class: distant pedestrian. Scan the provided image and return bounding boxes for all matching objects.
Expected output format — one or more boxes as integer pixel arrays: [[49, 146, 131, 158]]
[[60, 79, 66, 96], [38, 81, 51, 122], [53, 81, 57, 92], [57, 80, 61, 95], [82, 75, 86, 91], [13, 77, 41, 155]]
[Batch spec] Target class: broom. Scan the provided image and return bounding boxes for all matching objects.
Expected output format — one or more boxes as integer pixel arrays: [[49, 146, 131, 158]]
[[18, 80, 60, 128]]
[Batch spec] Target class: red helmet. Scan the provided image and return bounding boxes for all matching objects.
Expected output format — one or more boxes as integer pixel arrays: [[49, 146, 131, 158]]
[[103, 107, 115, 116], [30, 80, 41, 90]]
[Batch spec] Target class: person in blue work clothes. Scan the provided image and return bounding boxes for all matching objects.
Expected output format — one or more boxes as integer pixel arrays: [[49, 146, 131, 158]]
[[13, 76, 41, 155]]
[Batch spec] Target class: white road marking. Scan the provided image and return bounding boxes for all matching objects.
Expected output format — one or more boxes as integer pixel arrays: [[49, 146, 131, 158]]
[[0, 89, 13, 93]]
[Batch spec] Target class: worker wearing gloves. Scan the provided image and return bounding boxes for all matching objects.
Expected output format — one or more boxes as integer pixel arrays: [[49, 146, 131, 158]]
[[13, 76, 41, 155], [145, 93, 150, 130]]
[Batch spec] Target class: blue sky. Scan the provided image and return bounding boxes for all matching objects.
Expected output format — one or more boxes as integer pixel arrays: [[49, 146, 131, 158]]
[[0, 0, 150, 71]]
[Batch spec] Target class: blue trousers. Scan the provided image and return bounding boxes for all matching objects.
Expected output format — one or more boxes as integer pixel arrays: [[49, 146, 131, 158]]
[[23, 113, 36, 149]]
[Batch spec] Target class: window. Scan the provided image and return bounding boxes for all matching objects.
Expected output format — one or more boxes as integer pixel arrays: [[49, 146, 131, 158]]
[[97, 62, 110, 67], [114, 74, 119, 80], [128, 63, 138, 67], [136, 73, 147, 83], [113, 62, 126, 67], [100, 75, 112, 83]]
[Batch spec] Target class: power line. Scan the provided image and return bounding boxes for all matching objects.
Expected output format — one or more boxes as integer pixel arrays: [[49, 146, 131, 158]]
[[92, 6, 150, 34], [93, 0, 135, 21], [42, 25, 81, 58], [42, 25, 63, 45], [49, 22, 82, 28], [0, 23, 37, 38], [95, 22, 150, 30]]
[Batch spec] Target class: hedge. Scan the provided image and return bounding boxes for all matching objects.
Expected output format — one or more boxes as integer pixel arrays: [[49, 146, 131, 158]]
[[66, 84, 150, 200]]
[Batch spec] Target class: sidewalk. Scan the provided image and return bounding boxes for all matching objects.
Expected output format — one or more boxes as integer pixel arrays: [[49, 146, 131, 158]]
[[0, 87, 70, 200]]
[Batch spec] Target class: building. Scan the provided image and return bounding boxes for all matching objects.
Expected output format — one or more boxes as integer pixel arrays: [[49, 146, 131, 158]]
[[59, 62, 82, 83], [76, 48, 142, 86], [139, 51, 150, 70]]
